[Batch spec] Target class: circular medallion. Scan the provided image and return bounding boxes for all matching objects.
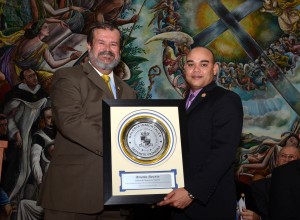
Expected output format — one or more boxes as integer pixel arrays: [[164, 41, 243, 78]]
[[120, 116, 170, 165]]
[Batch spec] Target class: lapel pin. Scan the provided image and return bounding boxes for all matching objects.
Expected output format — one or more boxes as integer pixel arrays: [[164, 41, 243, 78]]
[[201, 93, 207, 98], [117, 86, 121, 91]]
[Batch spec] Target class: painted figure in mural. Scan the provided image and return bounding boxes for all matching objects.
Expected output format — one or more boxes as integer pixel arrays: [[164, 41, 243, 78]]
[[163, 40, 190, 97], [157, 47, 243, 219], [274, 37, 299, 74], [28, 107, 56, 198], [0, 187, 12, 220], [239, 146, 300, 220], [83, 0, 139, 34], [94, 0, 138, 24], [0, 71, 11, 106], [0, 19, 82, 88], [145, 31, 193, 98], [149, 0, 181, 34], [0, 71, 5, 81], [2, 68, 48, 205], [269, 157, 300, 220], [37, 71, 54, 97], [113, 61, 131, 80], [0, 114, 13, 220], [218, 60, 270, 92], [266, 48, 291, 72], [260, 0, 300, 33], [30, 0, 86, 33], [237, 132, 300, 180], [17, 141, 54, 220], [38, 22, 136, 219], [15, 20, 82, 75], [281, 34, 300, 55]]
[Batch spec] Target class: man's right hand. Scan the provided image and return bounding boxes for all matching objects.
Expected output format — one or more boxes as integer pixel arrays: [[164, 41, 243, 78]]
[[241, 207, 261, 220]]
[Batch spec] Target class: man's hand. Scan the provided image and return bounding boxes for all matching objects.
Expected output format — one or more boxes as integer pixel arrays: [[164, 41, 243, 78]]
[[241, 207, 261, 220], [157, 188, 193, 209]]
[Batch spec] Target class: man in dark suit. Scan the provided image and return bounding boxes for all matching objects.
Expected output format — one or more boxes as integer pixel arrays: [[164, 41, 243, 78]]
[[270, 158, 300, 220], [158, 47, 244, 219], [243, 145, 300, 220], [38, 22, 136, 220]]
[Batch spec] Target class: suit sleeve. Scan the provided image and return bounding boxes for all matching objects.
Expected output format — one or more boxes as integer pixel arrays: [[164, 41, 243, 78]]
[[185, 92, 243, 204], [250, 179, 270, 219], [269, 165, 297, 220], [50, 71, 103, 155]]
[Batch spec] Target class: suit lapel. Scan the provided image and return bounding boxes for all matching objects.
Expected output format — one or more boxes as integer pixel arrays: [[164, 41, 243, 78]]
[[82, 63, 114, 99], [114, 75, 123, 99], [186, 82, 217, 114]]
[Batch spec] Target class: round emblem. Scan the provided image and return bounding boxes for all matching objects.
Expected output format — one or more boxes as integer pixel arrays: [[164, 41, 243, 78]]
[[120, 116, 170, 164]]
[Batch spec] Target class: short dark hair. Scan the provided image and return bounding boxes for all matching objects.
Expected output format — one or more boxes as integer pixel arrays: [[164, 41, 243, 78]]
[[19, 68, 32, 81], [40, 107, 52, 119], [86, 22, 123, 49], [24, 19, 46, 39]]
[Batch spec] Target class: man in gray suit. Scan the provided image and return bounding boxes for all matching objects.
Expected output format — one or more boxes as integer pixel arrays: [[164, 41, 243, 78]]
[[38, 22, 136, 220]]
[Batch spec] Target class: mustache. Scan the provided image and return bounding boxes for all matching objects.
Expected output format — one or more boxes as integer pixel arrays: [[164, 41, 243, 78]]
[[99, 51, 115, 57]]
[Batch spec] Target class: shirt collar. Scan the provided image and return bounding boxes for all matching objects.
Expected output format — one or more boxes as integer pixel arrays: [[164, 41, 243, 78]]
[[18, 83, 41, 94], [89, 61, 115, 85], [188, 88, 202, 98]]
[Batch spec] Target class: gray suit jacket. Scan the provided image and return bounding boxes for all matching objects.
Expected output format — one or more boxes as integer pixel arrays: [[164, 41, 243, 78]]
[[38, 62, 136, 214]]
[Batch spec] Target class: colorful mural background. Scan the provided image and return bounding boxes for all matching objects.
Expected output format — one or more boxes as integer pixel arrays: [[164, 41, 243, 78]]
[[0, 0, 300, 218]]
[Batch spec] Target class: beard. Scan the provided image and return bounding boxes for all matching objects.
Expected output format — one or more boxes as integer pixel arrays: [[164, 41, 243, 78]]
[[89, 51, 120, 70]]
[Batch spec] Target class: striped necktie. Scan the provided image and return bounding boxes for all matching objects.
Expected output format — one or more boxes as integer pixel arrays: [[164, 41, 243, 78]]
[[186, 93, 195, 109]]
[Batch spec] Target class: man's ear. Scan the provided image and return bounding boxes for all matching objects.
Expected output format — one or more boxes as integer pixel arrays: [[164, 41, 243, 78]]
[[213, 63, 219, 76], [87, 42, 91, 51]]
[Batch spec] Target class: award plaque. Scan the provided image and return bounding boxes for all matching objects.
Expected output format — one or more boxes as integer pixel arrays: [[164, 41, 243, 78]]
[[102, 99, 185, 205]]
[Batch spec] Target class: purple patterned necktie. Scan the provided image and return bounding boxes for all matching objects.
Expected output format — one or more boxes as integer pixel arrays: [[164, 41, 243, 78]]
[[186, 93, 195, 109]]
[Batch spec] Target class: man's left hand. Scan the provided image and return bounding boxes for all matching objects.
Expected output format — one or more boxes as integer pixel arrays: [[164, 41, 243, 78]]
[[157, 188, 193, 209]]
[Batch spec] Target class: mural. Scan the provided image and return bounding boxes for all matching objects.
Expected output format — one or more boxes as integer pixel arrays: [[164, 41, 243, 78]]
[[0, 0, 300, 219]]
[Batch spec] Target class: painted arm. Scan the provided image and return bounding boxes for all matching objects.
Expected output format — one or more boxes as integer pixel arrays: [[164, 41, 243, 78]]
[[237, 147, 275, 175], [43, 48, 82, 69]]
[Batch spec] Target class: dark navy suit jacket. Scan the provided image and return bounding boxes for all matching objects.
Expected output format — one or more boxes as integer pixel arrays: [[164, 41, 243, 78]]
[[270, 159, 300, 220], [175, 82, 243, 219]]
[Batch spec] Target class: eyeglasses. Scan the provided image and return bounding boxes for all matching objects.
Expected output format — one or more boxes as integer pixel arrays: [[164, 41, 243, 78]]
[[278, 153, 298, 160]]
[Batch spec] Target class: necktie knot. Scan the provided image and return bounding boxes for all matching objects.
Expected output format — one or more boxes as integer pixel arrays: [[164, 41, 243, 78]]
[[186, 93, 195, 109], [101, 74, 110, 83], [188, 93, 194, 101], [101, 75, 113, 94]]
